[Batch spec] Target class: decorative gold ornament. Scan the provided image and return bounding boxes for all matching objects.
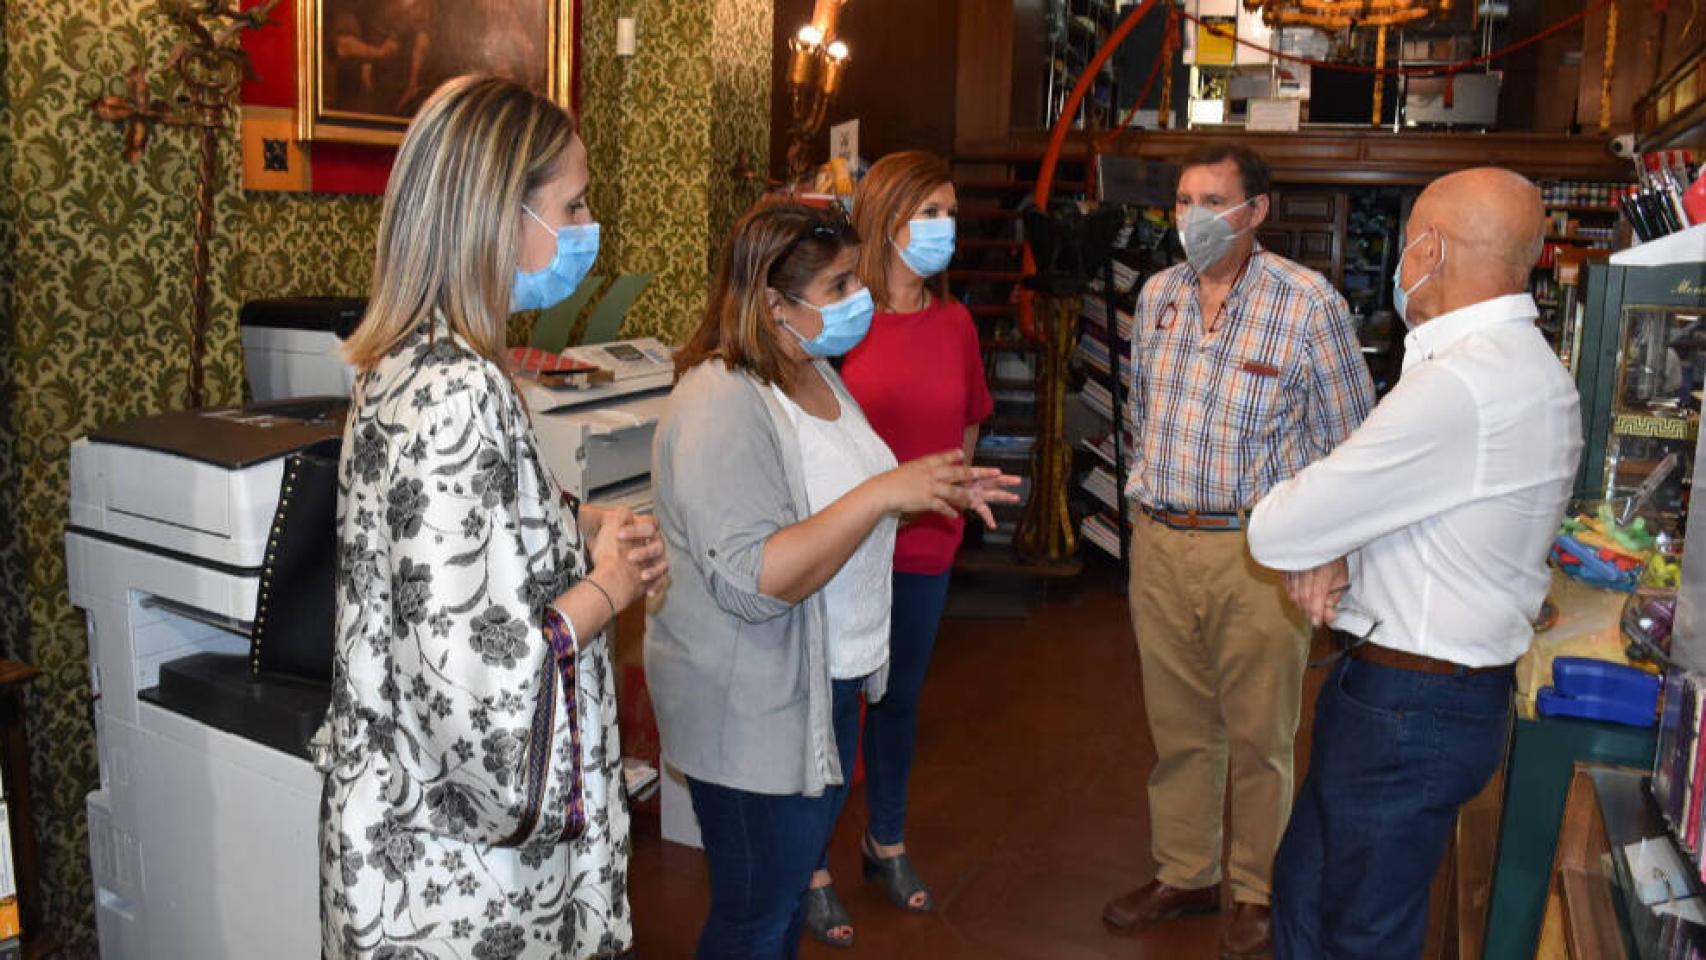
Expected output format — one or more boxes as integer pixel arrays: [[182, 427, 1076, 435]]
[[1016, 295, 1080, 563], [89, 0, 282, 409], [1242, 0, 1449, 30], [784, 0, 852, 183], [1599, 0, 1618, 132]]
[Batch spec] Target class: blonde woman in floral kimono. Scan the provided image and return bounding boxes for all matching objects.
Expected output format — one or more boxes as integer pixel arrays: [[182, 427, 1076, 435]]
[[313, 76, 668, 960]]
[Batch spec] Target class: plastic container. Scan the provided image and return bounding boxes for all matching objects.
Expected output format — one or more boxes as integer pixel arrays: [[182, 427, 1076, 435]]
[[1552, 656, 1662, 703], [1536, 687, 1659, 728]]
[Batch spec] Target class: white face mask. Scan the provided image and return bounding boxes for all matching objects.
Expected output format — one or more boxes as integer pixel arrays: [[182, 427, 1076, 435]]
[[1393, 229, 1446, 329], [1178, 198, 1255, 274]]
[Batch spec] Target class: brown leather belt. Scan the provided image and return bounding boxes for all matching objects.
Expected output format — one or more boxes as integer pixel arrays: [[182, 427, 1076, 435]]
[[1139, 503, 1242, 531], [1350, 642, 1514, 678]]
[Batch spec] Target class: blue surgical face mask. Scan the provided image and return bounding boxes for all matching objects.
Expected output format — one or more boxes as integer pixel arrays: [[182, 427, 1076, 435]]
[[512, 205, 600, 312], [898, 216, 956, 279], [782, 287, 875, 357], [1392, 229, 1445, 329]]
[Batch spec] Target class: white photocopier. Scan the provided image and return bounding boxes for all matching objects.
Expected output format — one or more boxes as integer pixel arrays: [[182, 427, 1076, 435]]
[[67, 298, 674, 959], [67, 400, 346, 960]]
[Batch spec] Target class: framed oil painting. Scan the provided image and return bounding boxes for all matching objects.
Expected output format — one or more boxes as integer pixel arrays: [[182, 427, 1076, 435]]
[[297, 0, 576, 145]]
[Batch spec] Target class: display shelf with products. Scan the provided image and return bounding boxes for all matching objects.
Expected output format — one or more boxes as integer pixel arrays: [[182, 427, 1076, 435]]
[[1574, 260, 1706, 529], [1043, 0, 1122, 129], [1074, 288, 1132, 563], [1534, 178, 1637, 350], [1341, 188, 1406, 394], [1069, 208, 1170, 566]]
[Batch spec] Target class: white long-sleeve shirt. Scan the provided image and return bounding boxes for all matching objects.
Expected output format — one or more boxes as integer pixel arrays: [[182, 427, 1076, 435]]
[[1247, 294, 1583, 667]]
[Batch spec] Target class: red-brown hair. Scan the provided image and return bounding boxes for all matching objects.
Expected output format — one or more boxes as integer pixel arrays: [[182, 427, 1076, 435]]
[[851, 151, 953, 311]]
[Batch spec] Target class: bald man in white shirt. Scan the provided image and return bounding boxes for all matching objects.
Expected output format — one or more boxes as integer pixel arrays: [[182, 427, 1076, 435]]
[[1246, 168, 1583, 959]]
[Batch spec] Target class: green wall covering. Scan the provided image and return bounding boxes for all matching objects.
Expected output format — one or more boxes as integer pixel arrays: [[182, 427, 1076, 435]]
[[2, 3, 380, 949], [0, 0, 20, 676], [1, 0, 772, 951], [581, 0, 772, 343], [710, 0, 775, 251]]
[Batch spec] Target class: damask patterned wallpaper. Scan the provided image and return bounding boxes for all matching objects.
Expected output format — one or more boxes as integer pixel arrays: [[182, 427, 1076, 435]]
[[711, 0, 775, 251], [1, 1, 382, 949], [582, 0, 772, 343], [0, 0, 21, 671], [1, 0, 773, 951]]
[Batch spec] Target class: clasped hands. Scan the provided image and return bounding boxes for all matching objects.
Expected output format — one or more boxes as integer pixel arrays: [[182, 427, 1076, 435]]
[[1284, 556, 1348, 629], [585, 505, 671, 611]]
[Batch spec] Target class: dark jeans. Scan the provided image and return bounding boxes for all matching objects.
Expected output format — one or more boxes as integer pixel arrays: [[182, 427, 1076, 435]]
[[1273, 655, 1512, 959], [688, 678, 862, 960], [864, 570, 952, 845], [812, 571, 953, 872]]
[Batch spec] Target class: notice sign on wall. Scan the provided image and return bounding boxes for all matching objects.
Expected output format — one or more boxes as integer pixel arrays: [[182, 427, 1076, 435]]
[[830, 119, 860, 165], [1246, 98, 1302, 132]]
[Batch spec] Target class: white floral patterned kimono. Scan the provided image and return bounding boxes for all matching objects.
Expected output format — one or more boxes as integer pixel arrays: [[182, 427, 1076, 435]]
[[312, 320, 631, 959]]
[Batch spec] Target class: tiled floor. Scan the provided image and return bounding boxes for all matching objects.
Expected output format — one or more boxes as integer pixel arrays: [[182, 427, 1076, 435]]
[[626, 570, 1327, 959]]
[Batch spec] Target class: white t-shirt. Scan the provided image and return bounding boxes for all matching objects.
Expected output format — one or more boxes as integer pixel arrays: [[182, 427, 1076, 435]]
[[771, 364, 899, 679]]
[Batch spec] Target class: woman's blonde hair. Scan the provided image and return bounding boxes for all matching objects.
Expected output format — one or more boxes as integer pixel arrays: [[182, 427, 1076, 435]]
[[851, 151, 953, 312], [675, 200, 859, 391], [343, 75, 579, 370]]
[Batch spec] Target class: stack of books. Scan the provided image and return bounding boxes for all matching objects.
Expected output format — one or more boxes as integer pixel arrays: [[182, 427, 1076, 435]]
[[1081, 380, 1116, 423], [1081, 466, 1120, 513]]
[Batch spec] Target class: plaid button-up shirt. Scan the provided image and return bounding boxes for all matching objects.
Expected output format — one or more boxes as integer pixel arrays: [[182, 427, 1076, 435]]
[[1125, 249, 1375, 513]]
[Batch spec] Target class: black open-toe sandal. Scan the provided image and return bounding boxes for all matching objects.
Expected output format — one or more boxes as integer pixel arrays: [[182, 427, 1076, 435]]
[[861, 835, 934, 913], [802, 885, 855, 949]]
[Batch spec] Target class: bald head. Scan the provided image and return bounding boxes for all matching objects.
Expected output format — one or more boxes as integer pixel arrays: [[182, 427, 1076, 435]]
[[1394, 168, 1545, 326], [1411, 167, 1545, 295]]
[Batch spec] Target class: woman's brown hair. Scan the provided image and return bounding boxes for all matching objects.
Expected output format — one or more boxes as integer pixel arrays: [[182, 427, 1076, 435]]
[[675, 200, 859, 389], [851, 151, 953, 312], [342, 75, 579, 370]]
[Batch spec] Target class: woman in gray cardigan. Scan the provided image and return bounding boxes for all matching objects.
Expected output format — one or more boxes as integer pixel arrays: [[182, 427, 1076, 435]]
[[647, 201, 1015, 960]]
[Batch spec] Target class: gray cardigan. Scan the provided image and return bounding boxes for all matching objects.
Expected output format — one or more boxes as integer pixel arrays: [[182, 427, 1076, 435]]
[[646, 359, 890, 798]]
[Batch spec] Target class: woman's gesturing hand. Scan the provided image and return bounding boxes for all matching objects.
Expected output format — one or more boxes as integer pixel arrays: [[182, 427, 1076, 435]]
[[876, 450, 1023, 528]]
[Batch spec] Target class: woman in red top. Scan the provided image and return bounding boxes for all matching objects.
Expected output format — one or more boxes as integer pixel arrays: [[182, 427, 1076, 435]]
[[804, 151, 993, 947]]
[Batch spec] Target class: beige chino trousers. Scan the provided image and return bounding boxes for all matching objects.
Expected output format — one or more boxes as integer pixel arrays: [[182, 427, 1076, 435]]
[[1128, 512, 1310, 906]]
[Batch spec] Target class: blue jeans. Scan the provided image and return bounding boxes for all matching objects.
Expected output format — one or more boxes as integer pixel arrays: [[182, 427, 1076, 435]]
[[688, 678, 862, 960], [813, 571, 952, 872], [1273, 655, 1512, 959], [865, 570, 952, 846]]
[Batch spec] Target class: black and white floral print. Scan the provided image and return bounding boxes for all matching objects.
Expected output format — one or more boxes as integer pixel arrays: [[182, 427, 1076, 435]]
[[313, 319, 631, 958]]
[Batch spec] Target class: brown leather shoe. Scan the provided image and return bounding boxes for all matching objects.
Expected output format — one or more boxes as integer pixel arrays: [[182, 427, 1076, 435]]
[[1220, 901, 1272, 959], [1102, 879, 1222, 930]]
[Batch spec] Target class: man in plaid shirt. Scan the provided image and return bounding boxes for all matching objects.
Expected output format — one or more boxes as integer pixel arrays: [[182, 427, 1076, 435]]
[[1102, 143, 1374, 959]]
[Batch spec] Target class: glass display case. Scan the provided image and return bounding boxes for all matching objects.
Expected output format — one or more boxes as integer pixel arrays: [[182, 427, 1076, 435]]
[[1576, 262, 1706, 528]]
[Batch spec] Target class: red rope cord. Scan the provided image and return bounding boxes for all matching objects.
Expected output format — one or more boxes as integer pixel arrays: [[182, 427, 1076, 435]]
[[1019, 0, 1613, 335]]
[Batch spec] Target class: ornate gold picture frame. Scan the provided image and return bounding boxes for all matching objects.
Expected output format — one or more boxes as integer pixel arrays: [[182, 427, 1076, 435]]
[[297, 0, 575, 145]]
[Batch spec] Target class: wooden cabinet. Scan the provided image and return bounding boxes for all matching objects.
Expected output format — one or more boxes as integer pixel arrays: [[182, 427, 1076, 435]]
[[1259, 189, 1346, 287]]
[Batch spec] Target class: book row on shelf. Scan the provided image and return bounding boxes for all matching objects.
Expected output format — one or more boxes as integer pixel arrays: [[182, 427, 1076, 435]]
[[1073, 258, 1144, 562]]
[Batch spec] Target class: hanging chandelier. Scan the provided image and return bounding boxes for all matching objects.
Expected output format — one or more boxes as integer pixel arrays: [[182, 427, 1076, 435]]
[[1243, 0, 1450, 31]]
